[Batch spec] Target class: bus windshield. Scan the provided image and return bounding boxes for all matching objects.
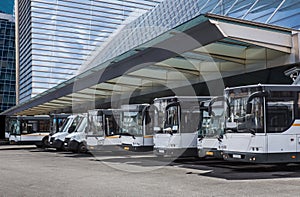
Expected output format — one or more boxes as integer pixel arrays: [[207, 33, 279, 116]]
[[153, 99, 170, 133], [60, 117, 73, 133], [226, 90, 264, 133], [120, 111, 143, 136], [200, 100, 224, 138], [75, 116, 87, 133], [51, 116, 68, 134], [88, 113, 104, 136], [164, 103, 202, 134], [62, 116, 81, 133]]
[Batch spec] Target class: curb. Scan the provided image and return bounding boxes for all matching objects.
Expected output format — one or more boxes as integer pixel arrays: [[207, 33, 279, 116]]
[[0, 145, 36, 150]]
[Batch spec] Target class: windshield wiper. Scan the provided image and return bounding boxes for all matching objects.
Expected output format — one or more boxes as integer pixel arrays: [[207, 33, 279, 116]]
[[163, 127, 173, 135], [198, 134, 204, 140]]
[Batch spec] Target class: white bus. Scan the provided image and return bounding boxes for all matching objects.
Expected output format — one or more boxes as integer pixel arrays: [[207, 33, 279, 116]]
[[49, 114, 83, 151], [64, 114, 88, 153], [220, 84, 300, 163], [153, 96, 211, 158], [7, 115, 50, 148], [119, 104, 155, 151], [197, 97, 225, 159], [86, 109, 122, 151], [42, 113, 70, 148]]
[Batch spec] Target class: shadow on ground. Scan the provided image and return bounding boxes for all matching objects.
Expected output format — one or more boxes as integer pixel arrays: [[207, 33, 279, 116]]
[[29, 148, 300, 180]]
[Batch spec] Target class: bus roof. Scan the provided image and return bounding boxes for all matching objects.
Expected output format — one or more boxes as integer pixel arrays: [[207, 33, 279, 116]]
[[153, 96, 212, 102], [225, 84, 300, 92]]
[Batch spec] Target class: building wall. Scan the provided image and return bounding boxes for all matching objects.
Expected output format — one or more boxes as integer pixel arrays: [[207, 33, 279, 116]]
[[17, 0, 300, 104], [0, 14, 15, 112], [0, 1, 14, 15], [17, 0, 163, 104], [17, 0, 31, 104]]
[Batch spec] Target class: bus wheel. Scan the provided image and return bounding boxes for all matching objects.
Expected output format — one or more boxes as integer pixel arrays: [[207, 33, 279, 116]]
[[78, 143, 87, 153], [41, 137, 49, 148], [56, 144, 65, 151]]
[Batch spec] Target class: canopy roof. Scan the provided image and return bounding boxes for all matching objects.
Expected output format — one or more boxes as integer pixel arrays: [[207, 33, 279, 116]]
[[3, 14, 295, 115]]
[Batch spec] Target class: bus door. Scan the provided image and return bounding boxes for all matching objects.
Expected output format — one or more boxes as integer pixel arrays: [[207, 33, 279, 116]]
[[164, 102, 180, 147], [266, 92, 297, 159], [19, 119, 36, 142], [142, 105, 155, 146], [9, 118, 20, 142], [103, 111, 121, 145], [181, 106, 201, 148]]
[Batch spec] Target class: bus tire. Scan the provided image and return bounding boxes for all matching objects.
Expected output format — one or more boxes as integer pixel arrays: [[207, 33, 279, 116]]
[[56, 144, 64, 151], [41, 136, 49, 148], [78, 143, 87, 153]]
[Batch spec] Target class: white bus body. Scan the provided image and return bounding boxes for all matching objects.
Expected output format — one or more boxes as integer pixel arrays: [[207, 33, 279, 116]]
[[86, 109, 121, 151], [197, 98, 224, 159], [119, 104, 154, 151], [49, 114, 83, 150], [153, 96, 211, 158], [220, 84, 300, 163], [7, 115, 50, 148], [42, 113, 70, 148], [64, 114, 88, 153]]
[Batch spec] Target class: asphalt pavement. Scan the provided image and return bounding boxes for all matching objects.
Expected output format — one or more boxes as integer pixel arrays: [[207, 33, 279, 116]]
[[0, 147, 300, 197]]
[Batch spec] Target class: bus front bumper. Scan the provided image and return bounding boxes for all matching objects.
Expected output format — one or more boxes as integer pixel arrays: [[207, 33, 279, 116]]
[[50, 139, 63, 149], [87, 145, 122, 152], [154, 147, 198, 158], [198, 148, 223, 159], [222, 151, 300, 163], [121, 144, 153, 152]]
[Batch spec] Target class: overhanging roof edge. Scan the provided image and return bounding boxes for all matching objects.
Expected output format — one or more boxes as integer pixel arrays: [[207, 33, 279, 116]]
[[2, 14, 295, 115]]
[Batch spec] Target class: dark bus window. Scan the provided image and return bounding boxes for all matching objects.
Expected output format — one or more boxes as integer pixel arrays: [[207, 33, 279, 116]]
[[266, 91, 296, 133]]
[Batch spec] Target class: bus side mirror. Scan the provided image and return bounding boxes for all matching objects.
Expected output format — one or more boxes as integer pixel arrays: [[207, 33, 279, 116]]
[[207, 106, 212, 116], [246, 103, 252, 114], [246, 91, 268, 114]]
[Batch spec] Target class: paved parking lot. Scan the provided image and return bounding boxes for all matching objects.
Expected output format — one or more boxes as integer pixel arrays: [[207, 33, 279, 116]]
[[0, 146, 300, 197]]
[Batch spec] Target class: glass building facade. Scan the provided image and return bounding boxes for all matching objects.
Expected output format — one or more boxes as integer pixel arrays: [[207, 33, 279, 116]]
[[4, 0, 300, 116], [83, 0, 300, 72], [17, 0, 163, 103], [0, 13, 15, 112], [16, 0, 300, 104], [0, 1, 14, 15]]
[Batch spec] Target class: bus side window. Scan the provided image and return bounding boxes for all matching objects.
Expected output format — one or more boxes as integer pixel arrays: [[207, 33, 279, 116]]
[[22, 122, 28, 134]]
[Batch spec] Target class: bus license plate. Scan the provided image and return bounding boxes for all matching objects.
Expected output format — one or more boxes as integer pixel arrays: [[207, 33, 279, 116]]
[[158, 149, 165, 153], [233, 154, 241, 159], [206, 151, 214, 156]]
